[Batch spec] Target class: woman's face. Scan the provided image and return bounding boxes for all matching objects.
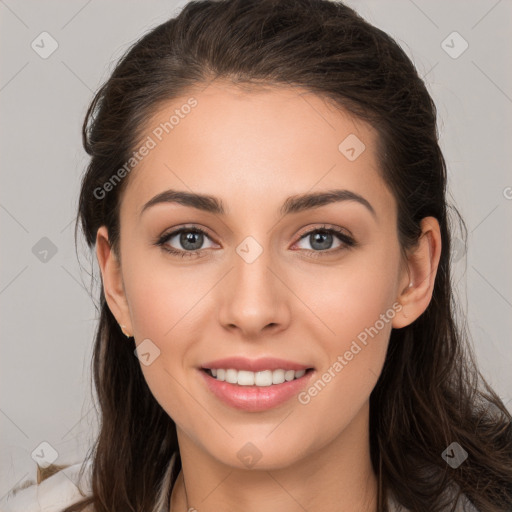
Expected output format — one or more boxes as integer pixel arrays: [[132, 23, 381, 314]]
[[101, 82, 413, 469]]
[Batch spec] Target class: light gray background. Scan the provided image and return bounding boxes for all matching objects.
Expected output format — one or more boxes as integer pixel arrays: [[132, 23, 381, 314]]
[[1, 0, 511, 499]]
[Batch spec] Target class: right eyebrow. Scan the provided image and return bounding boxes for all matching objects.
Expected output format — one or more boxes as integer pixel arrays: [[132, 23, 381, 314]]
[[139, 189, 225, 218]]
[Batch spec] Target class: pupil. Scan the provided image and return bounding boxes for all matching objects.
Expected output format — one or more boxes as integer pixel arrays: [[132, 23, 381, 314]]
[[181, 231, 203, 250], [311, 231, 332, 250]]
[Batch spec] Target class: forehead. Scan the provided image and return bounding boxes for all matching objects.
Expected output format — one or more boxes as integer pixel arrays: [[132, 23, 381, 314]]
[[121, 82, 393, 219]]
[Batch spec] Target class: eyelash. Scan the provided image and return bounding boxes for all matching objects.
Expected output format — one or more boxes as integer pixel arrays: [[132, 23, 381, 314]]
[[155, 224, 356, 259]]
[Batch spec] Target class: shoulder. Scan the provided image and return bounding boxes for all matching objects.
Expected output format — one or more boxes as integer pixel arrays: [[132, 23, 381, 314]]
[[0, 460, 93, 512]]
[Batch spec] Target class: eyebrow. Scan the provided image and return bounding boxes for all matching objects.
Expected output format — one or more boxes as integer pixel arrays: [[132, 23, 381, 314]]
[[139, 188, 376, 219]]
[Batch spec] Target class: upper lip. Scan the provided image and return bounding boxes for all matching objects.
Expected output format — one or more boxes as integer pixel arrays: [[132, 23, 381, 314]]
[[201, 357, 313, 372]]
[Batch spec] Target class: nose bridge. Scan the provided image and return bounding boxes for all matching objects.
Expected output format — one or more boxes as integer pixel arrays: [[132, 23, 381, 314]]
[[218, 234, 290, 335], [235, 235, 274, 292]]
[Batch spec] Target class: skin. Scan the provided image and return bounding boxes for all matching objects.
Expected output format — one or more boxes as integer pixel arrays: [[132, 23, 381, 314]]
[[96, 82, 441, 512]]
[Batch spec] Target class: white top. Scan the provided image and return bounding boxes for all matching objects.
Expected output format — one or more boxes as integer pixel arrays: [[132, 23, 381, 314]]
[[0, 460, 94, 512], [0, 454, 477, 512], [0, 453, 176, 512]]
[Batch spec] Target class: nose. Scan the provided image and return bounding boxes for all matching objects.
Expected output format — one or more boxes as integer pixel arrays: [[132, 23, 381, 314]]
[[217, 241, 291, 339]]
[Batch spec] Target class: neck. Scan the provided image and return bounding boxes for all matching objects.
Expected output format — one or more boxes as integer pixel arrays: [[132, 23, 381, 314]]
[[170, 401, 378, 512]]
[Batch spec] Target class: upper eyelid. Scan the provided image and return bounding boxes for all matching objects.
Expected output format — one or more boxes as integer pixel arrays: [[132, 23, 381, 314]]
[[296, 224, 353, 240]]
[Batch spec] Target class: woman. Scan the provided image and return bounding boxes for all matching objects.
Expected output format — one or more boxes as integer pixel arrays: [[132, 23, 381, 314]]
[[2, 0, 511, 511]]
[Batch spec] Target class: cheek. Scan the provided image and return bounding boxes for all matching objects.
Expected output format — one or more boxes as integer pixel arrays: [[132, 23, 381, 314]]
[[294, 237, 400, 345], [291, 243, 399, 414], [123, 272, 196, 426], [123, 248, 213, 340], [120, 253, 216, 413], [291, 317, 391, 453]]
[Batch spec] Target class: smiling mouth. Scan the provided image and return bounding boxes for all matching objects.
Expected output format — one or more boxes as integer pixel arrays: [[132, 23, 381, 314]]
[[201, 368, 315, 387]]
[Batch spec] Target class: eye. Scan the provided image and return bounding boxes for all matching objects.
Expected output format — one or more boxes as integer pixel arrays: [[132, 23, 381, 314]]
[[155, 224, 356, 259], [293, 225, 355, 255], [155, 226, 217, 258]]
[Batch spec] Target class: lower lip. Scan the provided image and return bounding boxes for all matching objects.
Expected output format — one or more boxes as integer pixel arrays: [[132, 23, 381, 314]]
[[199, 369, 315, 412]]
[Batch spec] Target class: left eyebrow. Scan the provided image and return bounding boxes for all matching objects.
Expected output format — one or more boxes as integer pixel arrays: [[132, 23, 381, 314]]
[[280, 189, 376, 219], [139, 188, 376, 219]]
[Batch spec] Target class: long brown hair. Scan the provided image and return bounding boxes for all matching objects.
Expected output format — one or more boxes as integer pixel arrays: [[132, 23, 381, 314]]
[[67, 1, 512, 510]]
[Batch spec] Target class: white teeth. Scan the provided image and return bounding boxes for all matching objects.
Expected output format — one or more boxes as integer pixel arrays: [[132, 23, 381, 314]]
[[254, 370, 273, 386], [284, 370, 295, 381], [272, 369, 285, 384], [225, 369, 238, 384], [207, 368, 308, 386], [237, 370, 255, 386]]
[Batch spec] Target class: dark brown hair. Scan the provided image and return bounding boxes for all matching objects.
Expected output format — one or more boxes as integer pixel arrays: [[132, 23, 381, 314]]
[[67, 1, 512, 511]]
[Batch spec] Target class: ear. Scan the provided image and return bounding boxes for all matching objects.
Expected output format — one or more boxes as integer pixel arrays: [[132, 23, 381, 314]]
[[95, 226, 133, 337], [392, 216, 442, 329]]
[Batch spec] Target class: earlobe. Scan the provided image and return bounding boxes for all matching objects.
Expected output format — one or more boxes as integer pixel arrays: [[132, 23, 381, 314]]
[[95, 226, 133, 336], [392, 217, 442, 329]]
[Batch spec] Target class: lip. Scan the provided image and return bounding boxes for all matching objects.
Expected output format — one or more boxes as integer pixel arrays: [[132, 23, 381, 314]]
[[201, 356, 313, 372], [199, 368, 316, 412]]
